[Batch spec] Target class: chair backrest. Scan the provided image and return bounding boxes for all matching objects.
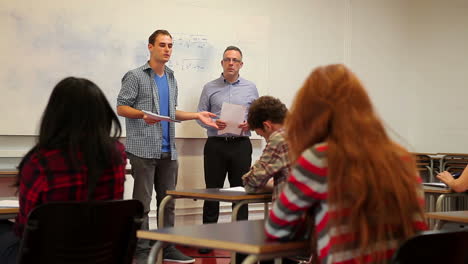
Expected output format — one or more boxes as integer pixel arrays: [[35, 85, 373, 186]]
[[17, 199, 143, 264], [391, 229, 468, 264]]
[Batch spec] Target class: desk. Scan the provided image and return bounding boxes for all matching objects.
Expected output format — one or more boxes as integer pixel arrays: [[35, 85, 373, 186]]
[[426, 210, 468, 229], [0, 169, 18, 177], [158, 189, 272, 263], [0, 197, 19, 220], [0, 207, 19, 220], [423, 186, 467, 212], [159, 188, 272, 228], [137, 219, 308, 264], [0, 170, 17, 197]]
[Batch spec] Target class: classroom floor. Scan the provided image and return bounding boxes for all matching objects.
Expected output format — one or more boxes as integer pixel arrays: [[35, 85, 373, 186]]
[[165, 246, 231, 264]]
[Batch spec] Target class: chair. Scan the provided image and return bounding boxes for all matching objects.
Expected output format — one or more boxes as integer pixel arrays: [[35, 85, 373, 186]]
[[17, 199, 144, 264], [391, 229, 468, 264], [411, 153, 437, 182]]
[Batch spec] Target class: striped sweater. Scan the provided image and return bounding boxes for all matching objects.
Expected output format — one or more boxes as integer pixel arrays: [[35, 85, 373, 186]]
[[265, 143, 427, 264]]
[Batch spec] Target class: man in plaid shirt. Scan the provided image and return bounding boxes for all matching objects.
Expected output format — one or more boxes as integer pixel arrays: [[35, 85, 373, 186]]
[[242, 96, 291, 201], [117, 29, 217, 264]]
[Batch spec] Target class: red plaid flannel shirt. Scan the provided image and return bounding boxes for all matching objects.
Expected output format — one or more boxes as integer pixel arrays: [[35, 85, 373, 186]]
[[14, 141, 127, 237]]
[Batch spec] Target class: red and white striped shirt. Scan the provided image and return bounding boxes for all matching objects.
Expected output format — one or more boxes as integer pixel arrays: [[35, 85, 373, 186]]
[[265, 143, 427, 264]]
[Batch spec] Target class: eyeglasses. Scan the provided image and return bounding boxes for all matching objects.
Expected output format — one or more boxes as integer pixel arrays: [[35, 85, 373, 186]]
[[222, 58, 242, 63]]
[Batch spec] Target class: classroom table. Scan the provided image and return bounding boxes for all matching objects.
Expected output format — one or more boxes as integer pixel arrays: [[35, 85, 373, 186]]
[[426, 210, 468, 229], [0, 170, 17, 198], [0, 169, 17, 177], [158, 188, 272, 228], [423, 186, 467, 212], [0, 197, 19, 220], [0, 207, 19, 220], [137, 219, 309, 264], [157, 188, 272, 263]]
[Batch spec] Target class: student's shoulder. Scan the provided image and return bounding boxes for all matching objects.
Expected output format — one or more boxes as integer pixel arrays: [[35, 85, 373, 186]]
[[125, 63, 151, 77], [301, 143, 328, 163], [268, 129, 287, 147]]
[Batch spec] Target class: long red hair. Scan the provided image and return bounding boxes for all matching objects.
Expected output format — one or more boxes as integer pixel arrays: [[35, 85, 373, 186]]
[[285, 64, 424, 262]]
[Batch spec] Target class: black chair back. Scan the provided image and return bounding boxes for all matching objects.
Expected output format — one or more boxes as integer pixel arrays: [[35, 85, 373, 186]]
[[392, 229, 468, 264], [17, 199, 143, 264]]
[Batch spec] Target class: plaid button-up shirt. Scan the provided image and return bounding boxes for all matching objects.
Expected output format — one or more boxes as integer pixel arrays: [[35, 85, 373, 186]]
[[14, 142, 126, 237], [117, 63, 178, 159], [242, 128, 290, 200]]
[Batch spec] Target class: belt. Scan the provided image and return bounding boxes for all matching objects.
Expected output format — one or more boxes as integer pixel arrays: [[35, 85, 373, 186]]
[[209, 136, 249, 142]]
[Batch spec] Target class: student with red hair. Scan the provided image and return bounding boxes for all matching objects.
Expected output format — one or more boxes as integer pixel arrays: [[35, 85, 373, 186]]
[[265, 64, 427, 264]]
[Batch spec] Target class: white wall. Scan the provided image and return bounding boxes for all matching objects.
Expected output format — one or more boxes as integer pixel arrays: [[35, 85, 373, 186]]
[[407, 0, 468, 153]]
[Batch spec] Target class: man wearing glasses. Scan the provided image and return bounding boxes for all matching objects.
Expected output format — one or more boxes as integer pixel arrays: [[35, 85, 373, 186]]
[[196, 46, 258, 253]]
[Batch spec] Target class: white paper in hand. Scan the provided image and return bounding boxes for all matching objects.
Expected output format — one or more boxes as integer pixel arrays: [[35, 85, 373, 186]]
[[142, 110, 181, 123], [218, 103, 246, 135]]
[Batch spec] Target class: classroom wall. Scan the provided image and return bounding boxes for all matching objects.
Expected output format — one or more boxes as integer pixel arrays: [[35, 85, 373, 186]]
[[407, 0, 468, 153], [2, 0, 468, 221]]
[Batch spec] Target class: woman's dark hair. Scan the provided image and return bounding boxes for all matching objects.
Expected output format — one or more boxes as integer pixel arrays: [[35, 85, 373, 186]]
[[16, 77, 123, 199]]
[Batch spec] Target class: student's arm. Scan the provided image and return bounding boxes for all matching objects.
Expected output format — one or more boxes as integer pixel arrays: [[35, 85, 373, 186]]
[[242, 136, 288, 194], [116, 72, 160, 125], [117, 105, 162, 125], [175, 110, 218, 129], [265, 148, 325, 240], [437, 167, 468, 192]]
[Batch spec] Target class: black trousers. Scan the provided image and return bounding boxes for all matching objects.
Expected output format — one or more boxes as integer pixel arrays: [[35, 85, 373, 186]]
[[202, 137, 252, 223]]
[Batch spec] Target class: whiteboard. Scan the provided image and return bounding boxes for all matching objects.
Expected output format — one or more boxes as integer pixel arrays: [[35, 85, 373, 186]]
[[0, 0, 272, 137]]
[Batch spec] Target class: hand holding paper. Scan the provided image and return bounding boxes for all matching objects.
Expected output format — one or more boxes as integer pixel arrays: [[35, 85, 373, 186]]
[[218, 103, 246, 135], [142, 110, 181, 123]]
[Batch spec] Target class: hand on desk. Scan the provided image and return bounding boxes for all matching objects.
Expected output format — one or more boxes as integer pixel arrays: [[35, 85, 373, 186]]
[[436, 171, 455, 187]]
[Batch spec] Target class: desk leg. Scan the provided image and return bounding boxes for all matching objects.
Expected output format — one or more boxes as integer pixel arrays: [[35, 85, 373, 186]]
[[231, 200, 252, 264], [243, 254, 260, 264], [435, 194, 446, 212], [264, 202, 269, 219], [232, 200, 250, 222], [158, 195, 174, 229], [148, 241, 164, 264]]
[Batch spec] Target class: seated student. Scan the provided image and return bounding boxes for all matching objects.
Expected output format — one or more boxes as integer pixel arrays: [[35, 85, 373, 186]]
[[0, 77, 127, 264], [242, 96, 290, 200], [437, 169, 468, 192], [265, 64, 427, 264]]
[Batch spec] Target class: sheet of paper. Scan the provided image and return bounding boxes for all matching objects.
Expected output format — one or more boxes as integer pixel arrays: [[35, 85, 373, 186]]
[[142, 110, 181, 123], [220, 186, 246, 192], [423, 182, 448, 188], [0, 200, 19, 208], [218, 103, 246, 135]]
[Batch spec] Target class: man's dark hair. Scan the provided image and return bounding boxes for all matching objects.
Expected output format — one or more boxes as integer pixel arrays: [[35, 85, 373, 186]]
[[247, 96, 287, 130], [223, 46, 243, 58], [148, 29, 172, 45]]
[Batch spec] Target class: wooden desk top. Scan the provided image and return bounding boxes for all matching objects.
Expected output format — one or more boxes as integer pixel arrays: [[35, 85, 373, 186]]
[[0, 170, 17, 177], [423, 186, 454, 194], [425, 211, 468, 224], [167, 188, 272, 202], [137, 219, 308, 255], [0, 207, 19, 215]]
